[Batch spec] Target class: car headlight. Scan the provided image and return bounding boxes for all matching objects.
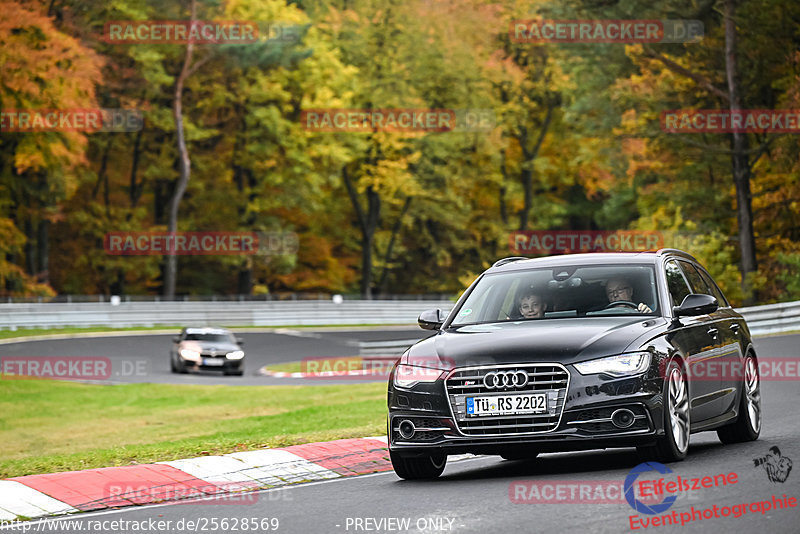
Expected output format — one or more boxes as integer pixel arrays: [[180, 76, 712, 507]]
[[179, 349, 200, 361], [393, 364, 444, 388], [226, 350, 245, 360], [574, 352, 651, 377]]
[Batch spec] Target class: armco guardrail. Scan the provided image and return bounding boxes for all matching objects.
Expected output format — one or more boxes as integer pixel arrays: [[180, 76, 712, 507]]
[[358, 339, 426, 357], [737, 301, 800, 336], [0, 300, 455, 329], [0, 299, 796, 334]]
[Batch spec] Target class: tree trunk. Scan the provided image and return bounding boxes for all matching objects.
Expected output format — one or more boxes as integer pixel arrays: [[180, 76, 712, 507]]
[[24, 216, 35, 276], [129, 128, 144, 208], [232, 105, 252, 296], [164, 0, 197, 299], [377, 196, 411, 294], [725, 0, 757, 304], [342, 167, 380, 299], [37, 218, 48, 285], [517, 103, 554, 231]]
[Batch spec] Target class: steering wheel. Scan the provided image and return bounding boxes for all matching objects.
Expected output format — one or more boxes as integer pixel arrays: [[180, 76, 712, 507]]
[[604, 300, 639, 310]]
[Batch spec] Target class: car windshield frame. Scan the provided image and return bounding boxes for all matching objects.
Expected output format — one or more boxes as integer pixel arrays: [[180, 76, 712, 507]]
[[448, 262, 660, 327]]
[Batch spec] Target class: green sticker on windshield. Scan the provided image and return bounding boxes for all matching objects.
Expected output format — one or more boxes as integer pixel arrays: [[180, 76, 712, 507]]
[[460, 308, 472, 316]]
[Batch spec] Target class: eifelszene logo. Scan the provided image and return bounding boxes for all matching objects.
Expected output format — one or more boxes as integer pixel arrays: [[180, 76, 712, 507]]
[[625, 462, 678, 515], [753, 446, 793, 483]]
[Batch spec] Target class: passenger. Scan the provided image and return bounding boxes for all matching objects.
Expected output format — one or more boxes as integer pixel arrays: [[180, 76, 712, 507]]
[[605, 277, 652, 313], [518, 289, 546, 319]]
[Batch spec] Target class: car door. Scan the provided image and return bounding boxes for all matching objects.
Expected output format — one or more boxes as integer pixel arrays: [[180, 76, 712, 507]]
[[676, 260, 731, 420], [692, 264, 744, 415], [663, 259, 721, 424]]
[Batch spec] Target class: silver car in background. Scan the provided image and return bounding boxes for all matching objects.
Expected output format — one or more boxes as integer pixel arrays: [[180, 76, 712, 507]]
[[170, 327, 245, 376]]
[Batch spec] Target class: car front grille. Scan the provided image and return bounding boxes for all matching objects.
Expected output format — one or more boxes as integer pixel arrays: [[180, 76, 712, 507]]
[[445, 364, 569, 436]]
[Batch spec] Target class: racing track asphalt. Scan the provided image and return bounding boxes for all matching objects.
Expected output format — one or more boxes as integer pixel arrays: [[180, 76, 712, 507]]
[[0, 328, 427, 386], [4, 334, 799, 533]]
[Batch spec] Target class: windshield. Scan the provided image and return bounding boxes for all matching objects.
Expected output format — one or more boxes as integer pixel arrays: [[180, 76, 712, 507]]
[[450, 264, 658, 326], [184, 333, 234, 343]]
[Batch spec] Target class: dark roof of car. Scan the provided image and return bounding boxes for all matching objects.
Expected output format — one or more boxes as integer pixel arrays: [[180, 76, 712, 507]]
[[488, 249, 697, 273]]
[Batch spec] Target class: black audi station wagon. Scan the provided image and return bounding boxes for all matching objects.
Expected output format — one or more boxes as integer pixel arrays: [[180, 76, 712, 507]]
[[387, 249, 761, 479]]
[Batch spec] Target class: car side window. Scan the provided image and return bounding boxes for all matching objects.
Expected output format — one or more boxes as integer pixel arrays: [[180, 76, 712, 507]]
[[696, 267, 729, 307], [665, 260, 692, 308], [678, 260, 712, 296]]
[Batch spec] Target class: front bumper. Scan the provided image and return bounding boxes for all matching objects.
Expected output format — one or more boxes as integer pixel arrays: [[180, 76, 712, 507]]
[[183, 356, 244, 371], [388, 364, 665, 456]]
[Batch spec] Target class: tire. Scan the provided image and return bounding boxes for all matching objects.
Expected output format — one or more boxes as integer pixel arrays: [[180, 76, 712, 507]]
[[390, 450, 446, 480], [173, 356, 188, 374], [170, 355, 177, 373], [224, 369, 244, 376], [717, 354, 761, 444], [638, 360, 690, 463]]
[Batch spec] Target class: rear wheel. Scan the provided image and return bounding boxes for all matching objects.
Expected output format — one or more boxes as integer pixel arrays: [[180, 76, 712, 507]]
[[638, 360, 690, 463], [390, 450, 446, 480], [717, 354, 761, 444]]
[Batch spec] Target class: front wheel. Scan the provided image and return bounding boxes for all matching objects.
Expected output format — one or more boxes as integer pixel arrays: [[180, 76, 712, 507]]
[[390, 450, 446, 480], [171, 355, 188, 374], [717, 354, 761, 444], [638, 360, 690, 463]]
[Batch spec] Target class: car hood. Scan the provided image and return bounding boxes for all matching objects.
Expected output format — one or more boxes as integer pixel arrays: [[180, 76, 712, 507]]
[[178, 340, 241, 353], [404, 317, 667, 369]]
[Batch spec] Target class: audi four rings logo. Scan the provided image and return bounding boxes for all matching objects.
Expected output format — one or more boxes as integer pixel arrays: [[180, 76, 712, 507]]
[[483, 370, 529, 389]]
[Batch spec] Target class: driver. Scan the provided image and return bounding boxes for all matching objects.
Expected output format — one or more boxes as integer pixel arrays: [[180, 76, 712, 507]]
[[605, 277, 652, 313]]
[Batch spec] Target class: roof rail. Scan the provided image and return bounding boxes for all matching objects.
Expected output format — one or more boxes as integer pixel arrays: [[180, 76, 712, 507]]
[[492, 256, 530, 268], [656, 248, 698, 262]]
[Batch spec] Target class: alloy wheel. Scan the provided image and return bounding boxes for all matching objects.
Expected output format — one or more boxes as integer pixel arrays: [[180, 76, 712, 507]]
[[744, 357, 762, 433], [668, 366, 690, 454]]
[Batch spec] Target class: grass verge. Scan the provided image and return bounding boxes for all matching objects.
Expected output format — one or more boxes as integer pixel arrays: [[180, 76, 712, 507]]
[[0, 379, 386, 478]]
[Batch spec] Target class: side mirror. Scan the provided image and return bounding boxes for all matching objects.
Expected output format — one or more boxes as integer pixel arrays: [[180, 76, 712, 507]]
[[418, 309, 446, 331], [673, 294, 718, 317], [172, 337, 180, 343], [236, 338, 244, 346]]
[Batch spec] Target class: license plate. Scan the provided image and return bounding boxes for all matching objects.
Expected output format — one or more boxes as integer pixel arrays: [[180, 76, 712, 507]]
[[466, 393, 547, 416], [203, 358, 224, 366]]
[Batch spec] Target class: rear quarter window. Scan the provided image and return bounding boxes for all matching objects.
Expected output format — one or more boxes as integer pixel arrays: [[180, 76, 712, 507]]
[[678, 260, 712, 295], [665, 260, 692, 308], [696, 267, 729, 307]]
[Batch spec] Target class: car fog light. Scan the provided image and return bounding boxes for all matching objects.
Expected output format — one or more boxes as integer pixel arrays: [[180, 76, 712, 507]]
[[398, 420, 416, 440]]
